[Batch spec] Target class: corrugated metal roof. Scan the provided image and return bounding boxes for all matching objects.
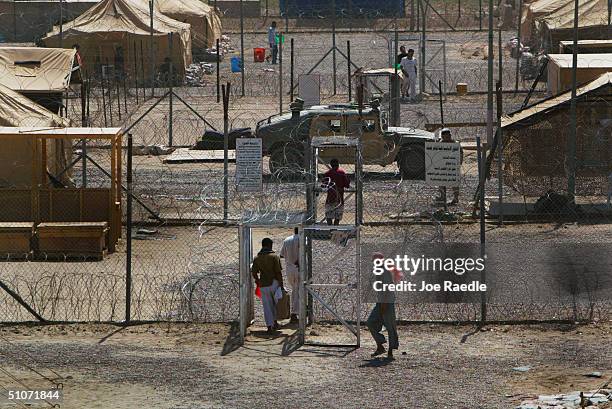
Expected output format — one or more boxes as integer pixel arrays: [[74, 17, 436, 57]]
[[501, 72, 612, 128]]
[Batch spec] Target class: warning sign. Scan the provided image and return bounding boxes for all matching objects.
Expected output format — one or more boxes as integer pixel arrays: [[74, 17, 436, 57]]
[[236, 138, 263, 192], [424, 141, 461, 187]]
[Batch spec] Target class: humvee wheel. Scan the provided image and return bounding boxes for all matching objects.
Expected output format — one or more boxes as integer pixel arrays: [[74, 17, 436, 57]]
[[397, 144, 425, 180], [269, 144, 304, 181]]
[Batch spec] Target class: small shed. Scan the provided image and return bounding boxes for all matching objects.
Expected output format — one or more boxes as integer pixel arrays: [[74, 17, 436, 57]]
[[0, 127, 123, 253], [546, 53, 612, 95], [499, 72, 612, 197]]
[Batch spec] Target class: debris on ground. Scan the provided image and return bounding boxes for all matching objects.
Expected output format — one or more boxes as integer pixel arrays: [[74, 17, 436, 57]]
[[516, 389, 611, 409], [132, 145, 175, 156], [185, 62, 215, 86], [512, 366, 532, 372]]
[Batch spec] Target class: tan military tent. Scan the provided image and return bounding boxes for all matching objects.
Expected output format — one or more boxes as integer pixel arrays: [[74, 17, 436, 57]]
[[520, 0, 567, 45], [42, 0, 192, 80], [536, 0, 611, 50], [156, 0, 222, 49], [0, 83, 72, 187], [0, 47, 77, 93]]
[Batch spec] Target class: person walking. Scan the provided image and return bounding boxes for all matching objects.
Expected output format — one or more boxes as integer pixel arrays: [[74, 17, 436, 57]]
[[400, 48, 418, 102], [434, 128, 463, 206], [322, 158, 350, 225], [367, 253, 399, 359], [251, 237, 284, 333], [268, 21, 278, 64], [280, 227, 300, 323]]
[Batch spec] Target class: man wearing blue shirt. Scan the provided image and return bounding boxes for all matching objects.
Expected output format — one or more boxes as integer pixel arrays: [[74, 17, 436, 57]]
[[268, 21, 278, 64]]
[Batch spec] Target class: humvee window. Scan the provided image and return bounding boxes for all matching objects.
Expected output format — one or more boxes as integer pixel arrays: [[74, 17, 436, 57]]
[[347, 118, 377, 135]]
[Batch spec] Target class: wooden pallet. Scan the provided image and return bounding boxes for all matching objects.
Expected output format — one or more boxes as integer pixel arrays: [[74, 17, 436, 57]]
[[36, 222, 108, 260], [0, 222, 33, 256]]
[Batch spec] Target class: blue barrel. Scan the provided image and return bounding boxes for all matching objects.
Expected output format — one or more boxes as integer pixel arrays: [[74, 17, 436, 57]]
[[231, 56, 243, 72]]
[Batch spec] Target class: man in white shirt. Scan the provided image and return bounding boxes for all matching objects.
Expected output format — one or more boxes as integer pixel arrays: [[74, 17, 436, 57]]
[[280, 227, 300, 323], [400, 49, 418, 102]]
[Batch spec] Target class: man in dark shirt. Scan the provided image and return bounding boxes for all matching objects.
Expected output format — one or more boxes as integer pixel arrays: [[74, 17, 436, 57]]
[[396, 45, 409, 65], [322, 158, 350, 225], [367, 253, 399, 359], [251, 238, 284, 333]]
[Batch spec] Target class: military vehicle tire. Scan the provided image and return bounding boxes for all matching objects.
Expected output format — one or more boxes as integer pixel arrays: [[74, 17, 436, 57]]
[[397, 144, 425, 179]]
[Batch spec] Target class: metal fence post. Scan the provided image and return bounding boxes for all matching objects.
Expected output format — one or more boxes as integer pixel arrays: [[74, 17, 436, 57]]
[[81, 81, 88, 187], [514, 0, 523, 94], [279, 32, 283, 114], [168, 32, 174, 147], [332, 0, 337, 96], [126, 133, 133, 323], [240, 0, 245, 97], [216, 38, 220, 103], [290, 38, 294, 102], [149, 0, 155, 97], [222, 82, 230, 223], [59, 0, 63, 48], [12, 0, 17, 41], [496, 82, 503, 226], [347, 40, 352, 101], [487, 0, 494, 145], [476, 135, 486, 323], [567, 0, 579, 201]]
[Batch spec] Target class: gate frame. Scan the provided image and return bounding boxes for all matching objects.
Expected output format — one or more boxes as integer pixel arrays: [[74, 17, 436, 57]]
[[299, 225, 362, 348], [388, 35, 447, 99]]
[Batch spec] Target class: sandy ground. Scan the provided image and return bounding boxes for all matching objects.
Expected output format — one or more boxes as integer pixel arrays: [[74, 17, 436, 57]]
[[0, 322, 610, 409]]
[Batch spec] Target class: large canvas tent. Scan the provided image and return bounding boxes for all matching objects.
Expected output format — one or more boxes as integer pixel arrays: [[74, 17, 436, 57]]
[[156, 0, 222, 50], [0, 47, 79, 113], [42, 0, 192, 81], [536, 0, 611, 50], [0, 83, 72, 188], [520, 0, 567, 46]]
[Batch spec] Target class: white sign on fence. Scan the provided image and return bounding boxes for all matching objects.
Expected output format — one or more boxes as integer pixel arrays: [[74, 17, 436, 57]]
[[424, 141, 461, 187], [235, 138, 263, 192], [298, 74, 321, 107]]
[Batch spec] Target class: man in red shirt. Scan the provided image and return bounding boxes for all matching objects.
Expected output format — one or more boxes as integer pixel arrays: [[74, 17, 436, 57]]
[[322, 158, 350, 225]]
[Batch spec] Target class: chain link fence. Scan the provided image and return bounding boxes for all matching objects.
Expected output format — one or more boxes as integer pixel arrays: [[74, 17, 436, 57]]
[[0, 0, 610, 325]]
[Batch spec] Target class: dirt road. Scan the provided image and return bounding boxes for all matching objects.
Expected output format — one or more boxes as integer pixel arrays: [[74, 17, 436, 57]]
[[0, 322, 610, 408]]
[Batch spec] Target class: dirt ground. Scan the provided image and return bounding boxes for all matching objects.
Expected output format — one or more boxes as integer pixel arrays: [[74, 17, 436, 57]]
[[0, 322, 610, 409]]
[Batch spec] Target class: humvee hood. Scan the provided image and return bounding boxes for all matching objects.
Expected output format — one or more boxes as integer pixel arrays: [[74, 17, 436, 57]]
[[387, 127, 436, 140]]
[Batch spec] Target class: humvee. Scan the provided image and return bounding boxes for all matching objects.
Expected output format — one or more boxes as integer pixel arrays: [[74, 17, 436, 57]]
[[255, 99, 436, 179]]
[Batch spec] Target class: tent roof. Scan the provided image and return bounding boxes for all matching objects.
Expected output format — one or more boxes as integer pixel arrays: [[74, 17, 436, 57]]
[[157, 0, 216, 18], [44, 0, 191, 39], [547, 53, 612, 68], [0, 47, 77, 93], [537, 0, 609, 30], [0, 83, 70, 127], [501, 72, 612, 129], [0, 126, 122, 139]]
